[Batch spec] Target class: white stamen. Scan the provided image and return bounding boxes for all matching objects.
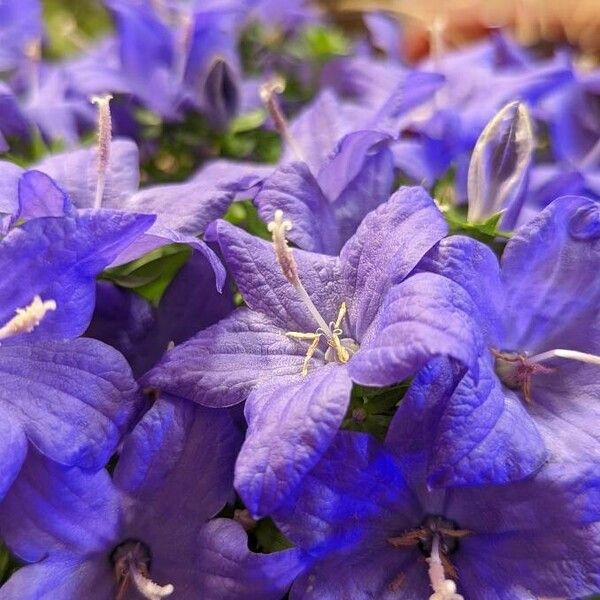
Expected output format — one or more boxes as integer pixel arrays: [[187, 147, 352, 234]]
[[131, 567, 174, 600], [268, 210, 333, 337], [24, 38, 41, 99], [429, 17, 447, 72], [260, 78, 306, 162], [176, 12, 194, 82], [91, 93, 113, 210], [528, 348, 600, 367], [427, 536, 464, 600], [0, 296, 56, 340]]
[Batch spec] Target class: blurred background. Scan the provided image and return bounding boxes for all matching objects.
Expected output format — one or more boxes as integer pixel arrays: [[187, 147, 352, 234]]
[[320, 0, 600, 60]]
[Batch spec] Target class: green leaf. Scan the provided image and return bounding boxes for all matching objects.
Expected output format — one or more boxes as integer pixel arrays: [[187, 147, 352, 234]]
[[0, 539, 22, 584], [254, 518, 294, 553], [288, 25, 351, 62], [444, 206, 512, 251], [100, 244, 192, 305], [224, 200, 270, 240], [342, 382, 410, 440], [230, 109, 267, 134]]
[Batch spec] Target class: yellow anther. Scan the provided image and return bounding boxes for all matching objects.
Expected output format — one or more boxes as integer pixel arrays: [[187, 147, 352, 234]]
[[302, 335, 322, 376], [286, 331, 321, 341], [286, 303, 353, 376], [334, 301, 347, 330]]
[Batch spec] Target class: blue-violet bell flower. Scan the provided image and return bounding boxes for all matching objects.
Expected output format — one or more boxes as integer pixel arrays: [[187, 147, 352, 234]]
[[271, 430, 600, 599], [0, 394, 302, 599], [144, 186, 486, 516]]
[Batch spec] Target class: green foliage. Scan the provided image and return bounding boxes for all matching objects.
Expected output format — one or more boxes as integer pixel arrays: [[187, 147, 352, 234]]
[[445, 208, 512, 246], [138, 109, 280, 184], [225, 200, 271, 241], [287, 25, 351, 63], [42, 0, 112, 60], [432, 169, 511, 255], [0, 541, 20, 585], [4, 129, 66, 168], [343, 382, 410, 440], [253, 518, 294, 553], [100, 244, 192, 306]]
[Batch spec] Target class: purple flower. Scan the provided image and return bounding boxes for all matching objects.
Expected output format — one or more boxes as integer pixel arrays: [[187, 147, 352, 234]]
[[272, 430, 600, 599], [0, 210, 154, 499], [251, 70, 444, 254], [0, 0, 42, 72], [3, 136, 267, 288], [394, 195, 600, 488], [0, 395, 301, 599], [67, 0, 244, 127], [144, 187, 487, 516]]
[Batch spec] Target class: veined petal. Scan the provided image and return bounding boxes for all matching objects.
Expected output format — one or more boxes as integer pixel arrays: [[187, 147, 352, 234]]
[[235, 365, 353, 517], [0, 210, 155, 341], [206, 219, 344, 332], [340, 186, 447, 340], [387, 356, 546, 488], [0, 557, 113, 600], [17, 170, 71, 220], [34, 139, 140, 210], [349, 272, 482, 387], [115, 395, 241, 526], [1, 338, 140, 471], [197, 519, 305, 599], [273, 432, 420, 554], [143, 309, 307, 408], [501, 195, 600, 352], [254, 161, 338, 254], [0, 415, 27, 501], [0, 451, 120, 561]]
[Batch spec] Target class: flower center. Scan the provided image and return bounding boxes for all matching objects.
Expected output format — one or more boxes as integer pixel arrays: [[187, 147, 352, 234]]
[[0, 295, 56, 340], [110, 539, 174, 600], [387, 515, 470, 596], [492, 347, 600, 403], [268, 210, 358, 376]]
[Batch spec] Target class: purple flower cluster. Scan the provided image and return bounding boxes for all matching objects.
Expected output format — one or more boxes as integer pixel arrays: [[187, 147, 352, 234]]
[[0, 1, 599, 599]]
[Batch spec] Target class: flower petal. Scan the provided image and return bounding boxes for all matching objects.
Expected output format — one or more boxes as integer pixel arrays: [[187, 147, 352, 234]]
[[349, 272, 482, 387], [1, 338, 140, 470], [0, 210, 155, 341], [340, 186, 447, 340], [501, 195, 600, 351], [254, 161, 338, 254], [0, 414, 27, 501], [0, 558, 112, 600], [34, 139, 140, 210], [114, 395, 241, 525], [206, 219, 344, 331], [387, 356, 546, 487], [235, 364, 353, 517], [197, 519, 305, 600], [143, 308, 306, 408], [17, 170, 71, 220], [0, 451, 120, 561], [273, 431, 420, 553]]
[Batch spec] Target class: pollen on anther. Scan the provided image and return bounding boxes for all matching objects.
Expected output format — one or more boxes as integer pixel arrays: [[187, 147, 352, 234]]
[[0, 296, 57, 340]]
